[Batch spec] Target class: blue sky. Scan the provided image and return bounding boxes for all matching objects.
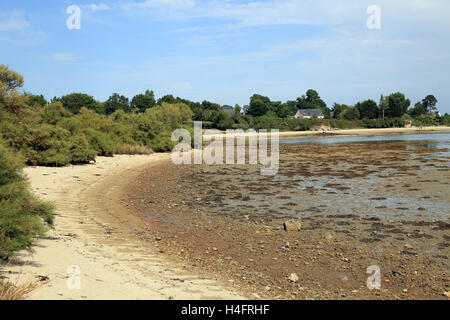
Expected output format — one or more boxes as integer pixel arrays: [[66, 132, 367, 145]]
[[0, 0, 449, 113]]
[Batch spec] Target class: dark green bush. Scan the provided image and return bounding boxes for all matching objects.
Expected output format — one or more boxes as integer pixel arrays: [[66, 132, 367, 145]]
[[0, 143, 54, 259], [68, 134, 97, 164], [84, 129, 117, 157]]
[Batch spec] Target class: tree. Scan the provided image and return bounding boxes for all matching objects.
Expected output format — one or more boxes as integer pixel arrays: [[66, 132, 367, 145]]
[[201, 100, 221, 111], [296, 89, 330, 117], [342, 106, 360, 120], [421, 95, 438, 114], [104, 93, 131, 115], [0, 64, 24, 94], [233, 104, 241, 115], [157, 94, 176, 105], [59, 93, 103, 114], [332, 103, 351, 119], [0, 65, 27, 117], [408, 102, 427, 117], [379, 95, 388, 121], [355, 99, 379, 119], [384, 92, 410, 118], [25, 93, 48, 108], [278, 100, 298, 118], [131, 90, 156, 113], [247, 94, 271, 117]]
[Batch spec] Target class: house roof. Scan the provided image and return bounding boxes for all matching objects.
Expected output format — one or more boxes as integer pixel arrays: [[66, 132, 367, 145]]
[[222, 107, 235, 115], [297, 109, 324, 117]]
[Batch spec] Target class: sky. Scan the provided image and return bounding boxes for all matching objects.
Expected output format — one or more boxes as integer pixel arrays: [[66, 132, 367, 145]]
[[0, 0, 449, 113]]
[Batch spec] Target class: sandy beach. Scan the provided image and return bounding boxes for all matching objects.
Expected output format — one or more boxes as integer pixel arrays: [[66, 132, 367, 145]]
[[204, 126, 450, 138], [1, 127, 448, 300], [1, 154, 242, 300]]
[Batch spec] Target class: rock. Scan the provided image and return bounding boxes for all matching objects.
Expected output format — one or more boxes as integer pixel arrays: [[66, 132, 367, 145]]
[[404, 244, 414, 250], [325, 232, 335, 242], [283, 219, 302, 231], [288, 273, 299, 283], [444, 291, 450, 298], [341, 276, 349, 282], [36, 275, 49, 282]]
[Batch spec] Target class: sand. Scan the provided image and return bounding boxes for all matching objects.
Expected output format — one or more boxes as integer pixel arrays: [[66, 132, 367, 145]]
[[2, 154, 242, 300], [204, 126, 450, 138]]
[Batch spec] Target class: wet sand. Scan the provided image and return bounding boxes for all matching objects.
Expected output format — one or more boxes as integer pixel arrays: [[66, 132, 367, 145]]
[[128, 142, 449, 300]]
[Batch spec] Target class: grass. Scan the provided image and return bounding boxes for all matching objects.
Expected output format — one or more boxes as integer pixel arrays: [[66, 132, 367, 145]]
[[116, 144, 154, 155], [0, 278, 42, 300]]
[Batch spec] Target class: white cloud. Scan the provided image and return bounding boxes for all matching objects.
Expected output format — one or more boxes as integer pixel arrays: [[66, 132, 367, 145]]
[[45, 53, 80, 63], [0, 10, 46, 46], [123, 0, 196, 10], [0, 10, 30, 31], [84, 2, 112, 11]]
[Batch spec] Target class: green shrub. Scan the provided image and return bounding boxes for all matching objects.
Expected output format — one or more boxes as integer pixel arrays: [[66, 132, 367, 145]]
[[84, 129, 117, 157], [68, 134, 97, 164], [0, 143, 54, 259]]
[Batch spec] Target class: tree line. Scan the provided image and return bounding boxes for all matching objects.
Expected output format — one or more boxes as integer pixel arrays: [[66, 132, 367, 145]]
[[27, 86, 446, 132]]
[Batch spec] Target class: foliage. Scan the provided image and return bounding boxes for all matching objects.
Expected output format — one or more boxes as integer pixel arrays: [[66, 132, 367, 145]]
[[0, 143, 54, 259], [422, 95, 438, 113], [384, 92, 411, 118], [408, 102, 427, 117], [131, 90, 156, 113], [0, 67, 193, 166], [57, 93, 103, 114], [247, 94, 271, 117], [296, 89, 331, 117], [356, 99, 379, 119], [104, 93, 131, 114]]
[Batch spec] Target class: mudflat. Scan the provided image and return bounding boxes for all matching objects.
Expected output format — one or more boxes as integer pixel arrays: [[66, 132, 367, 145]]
[[128, 141, 449, 300]]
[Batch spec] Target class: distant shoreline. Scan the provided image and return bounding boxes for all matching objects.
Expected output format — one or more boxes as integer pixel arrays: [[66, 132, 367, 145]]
[[204, 126, 450, 138]]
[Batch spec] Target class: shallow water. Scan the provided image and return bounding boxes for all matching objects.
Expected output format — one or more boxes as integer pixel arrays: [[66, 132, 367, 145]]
[[280, 131, 450, 144], [130, 133, 450, 299], [175, 132, 450, 222]]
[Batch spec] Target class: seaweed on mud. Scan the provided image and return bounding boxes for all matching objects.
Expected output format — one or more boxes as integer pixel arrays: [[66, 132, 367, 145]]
[[360, 238, 381, 243], [432, 221, 450, 231], [327, 214, 359, 219]]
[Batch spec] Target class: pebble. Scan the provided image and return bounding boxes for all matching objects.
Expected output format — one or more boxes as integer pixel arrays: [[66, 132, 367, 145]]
[[283, 219, 302, 231], [325, 232, 334, 242], [288, 273, 299, 283]]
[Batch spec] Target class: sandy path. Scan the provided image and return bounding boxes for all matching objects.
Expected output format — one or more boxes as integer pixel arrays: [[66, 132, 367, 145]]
[[2, 154, 242, 300]]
